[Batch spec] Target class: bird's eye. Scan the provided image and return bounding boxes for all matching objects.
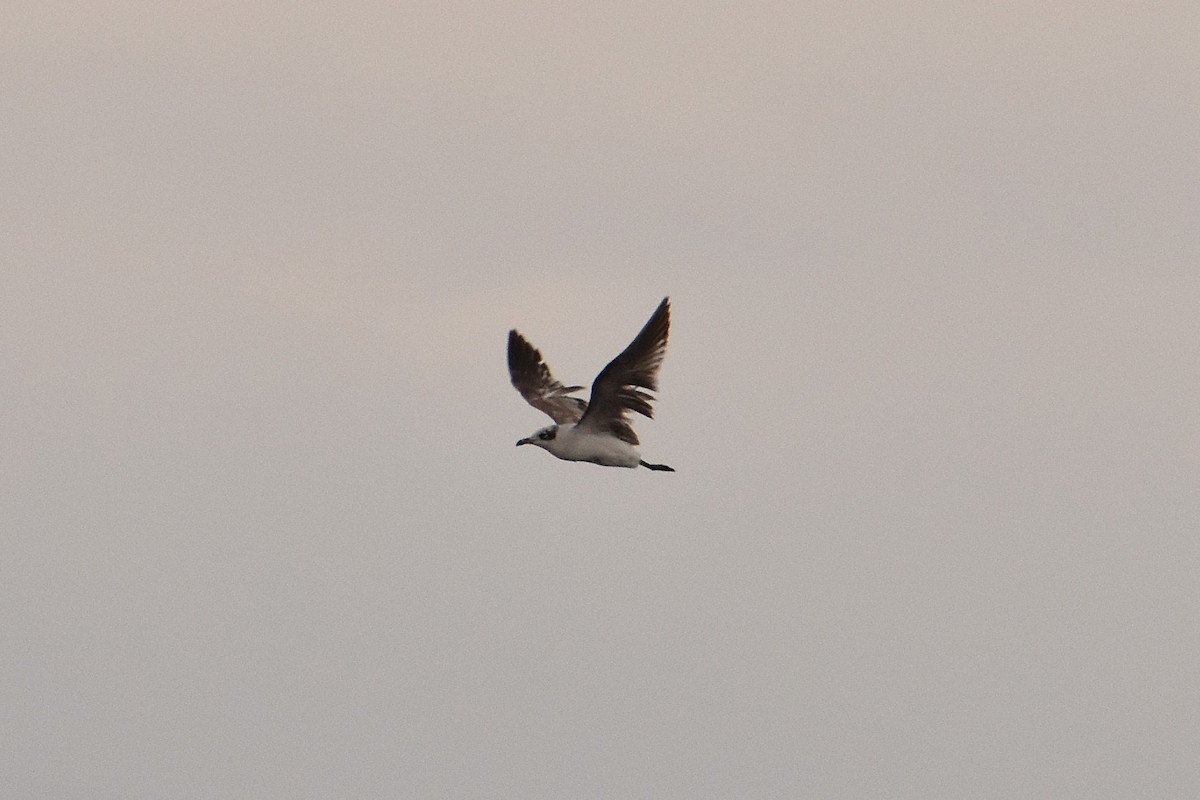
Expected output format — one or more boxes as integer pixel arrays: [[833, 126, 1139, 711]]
[[539, 429, 555, 441]]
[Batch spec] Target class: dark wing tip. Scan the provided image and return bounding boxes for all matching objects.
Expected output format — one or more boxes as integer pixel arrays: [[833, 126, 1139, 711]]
[[507, 328, 526, 352], [650, 296, 670, 340], [507, 329, 537, 376], [640, 296, 670, 344]]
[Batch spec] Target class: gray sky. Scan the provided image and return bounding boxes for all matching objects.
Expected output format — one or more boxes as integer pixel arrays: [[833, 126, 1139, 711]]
[[4, 2, 1198, 797]]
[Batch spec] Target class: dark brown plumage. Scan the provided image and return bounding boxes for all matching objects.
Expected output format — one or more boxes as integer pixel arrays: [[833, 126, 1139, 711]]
[[507, 329, 588, 425], [575, 297, 670, 445]]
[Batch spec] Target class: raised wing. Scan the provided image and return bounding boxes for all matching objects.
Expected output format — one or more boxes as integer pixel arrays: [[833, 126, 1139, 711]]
[[575, 297, 670, 445], [507, 329, 588, 424]]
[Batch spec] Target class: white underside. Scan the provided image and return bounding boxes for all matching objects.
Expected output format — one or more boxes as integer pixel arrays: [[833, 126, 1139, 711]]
[[538, 423, 641, 468]]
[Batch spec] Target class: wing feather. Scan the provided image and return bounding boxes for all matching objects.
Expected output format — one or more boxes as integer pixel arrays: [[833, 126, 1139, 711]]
[[507, 329, 588, 424], [575, 297, 670, 445]]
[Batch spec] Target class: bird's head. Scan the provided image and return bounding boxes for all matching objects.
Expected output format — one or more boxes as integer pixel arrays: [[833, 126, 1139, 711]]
[[516, 425, 558, 449]]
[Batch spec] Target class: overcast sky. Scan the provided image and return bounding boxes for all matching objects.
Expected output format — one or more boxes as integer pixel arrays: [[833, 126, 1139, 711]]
[[3, 2, 1198, 798]]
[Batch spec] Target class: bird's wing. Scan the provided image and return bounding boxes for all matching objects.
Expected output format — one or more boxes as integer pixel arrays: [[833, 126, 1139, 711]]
[[507, 329, 588, 424], [575, 297, 670, 446]]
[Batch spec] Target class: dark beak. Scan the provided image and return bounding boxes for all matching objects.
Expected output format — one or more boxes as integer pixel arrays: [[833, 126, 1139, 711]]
[[515, 438, 530, 447]]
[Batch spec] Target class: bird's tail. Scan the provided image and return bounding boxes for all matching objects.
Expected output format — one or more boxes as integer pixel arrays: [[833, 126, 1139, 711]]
[[639, 460, 675, 472]]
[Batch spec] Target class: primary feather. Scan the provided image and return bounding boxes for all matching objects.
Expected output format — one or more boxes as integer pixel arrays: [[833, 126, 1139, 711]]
[[506, 329, 588, 424], [575, 297, 670, 446]]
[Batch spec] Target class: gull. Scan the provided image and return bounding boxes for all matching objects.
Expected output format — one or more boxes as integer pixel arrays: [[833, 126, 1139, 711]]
[[508, 297, 674, 471]]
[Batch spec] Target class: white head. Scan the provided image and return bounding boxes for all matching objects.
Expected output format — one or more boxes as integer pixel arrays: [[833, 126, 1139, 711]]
[[516, 425, 558, 452]]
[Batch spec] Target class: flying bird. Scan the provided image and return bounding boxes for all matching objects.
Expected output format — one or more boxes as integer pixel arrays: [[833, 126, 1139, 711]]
[[508, 297, 674, 471]]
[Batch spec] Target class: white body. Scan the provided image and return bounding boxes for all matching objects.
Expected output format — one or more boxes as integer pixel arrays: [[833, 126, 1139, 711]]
[[522, 423, 641, 468]]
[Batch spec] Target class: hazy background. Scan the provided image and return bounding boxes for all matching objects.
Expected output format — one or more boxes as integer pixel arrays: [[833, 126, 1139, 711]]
[[3, 2, 1198, 797]]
